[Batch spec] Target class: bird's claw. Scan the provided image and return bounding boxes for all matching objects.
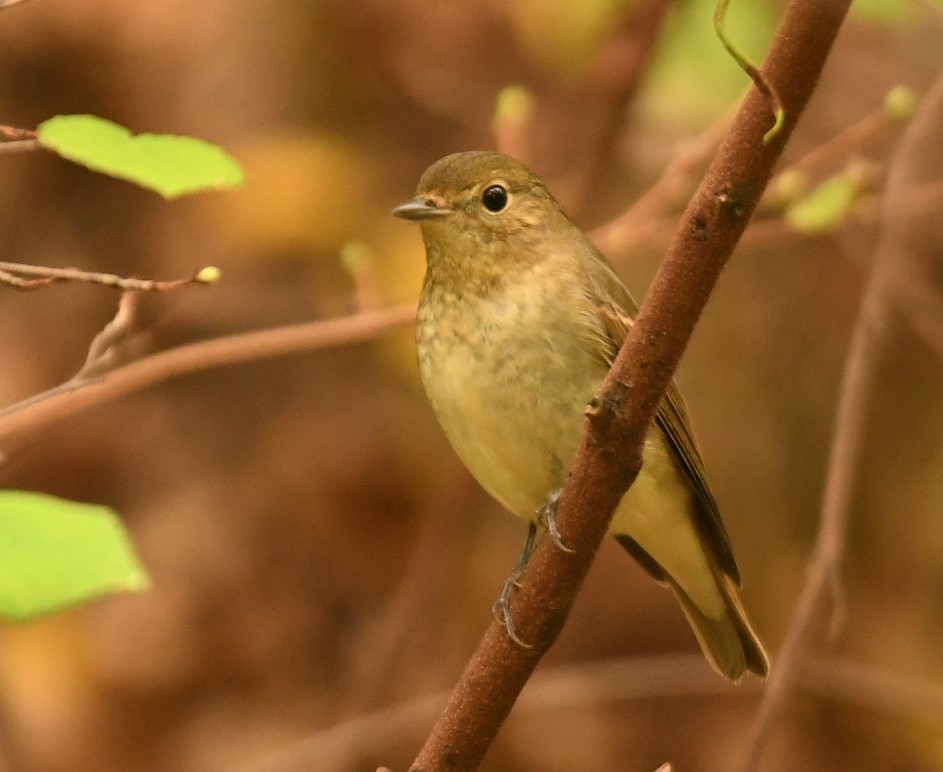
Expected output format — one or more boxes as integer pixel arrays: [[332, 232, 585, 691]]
[[537, 488, 574, 553], [492, 575, 532, 648]]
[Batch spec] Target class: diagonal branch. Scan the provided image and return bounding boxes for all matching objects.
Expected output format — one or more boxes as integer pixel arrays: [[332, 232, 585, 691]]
[[0, 304, 416, 445], [407, 1, 852, 770]]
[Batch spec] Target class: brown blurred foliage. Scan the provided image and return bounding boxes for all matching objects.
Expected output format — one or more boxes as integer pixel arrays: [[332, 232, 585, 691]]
[[1, 1, 942, 770]]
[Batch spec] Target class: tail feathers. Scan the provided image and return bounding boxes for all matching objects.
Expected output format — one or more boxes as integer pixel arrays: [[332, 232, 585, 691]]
[[668, 576, 769, 682]]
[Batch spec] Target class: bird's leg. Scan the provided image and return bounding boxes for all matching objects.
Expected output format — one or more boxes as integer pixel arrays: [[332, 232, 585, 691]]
[[537, 487, 574, 553], [492, 521, 537, 648]]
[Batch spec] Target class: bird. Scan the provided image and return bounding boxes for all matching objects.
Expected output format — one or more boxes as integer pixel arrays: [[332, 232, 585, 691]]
[[392, 150, 769, 681]]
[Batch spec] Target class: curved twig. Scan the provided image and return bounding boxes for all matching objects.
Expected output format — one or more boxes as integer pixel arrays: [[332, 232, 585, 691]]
[[0, 303, 416, 444]]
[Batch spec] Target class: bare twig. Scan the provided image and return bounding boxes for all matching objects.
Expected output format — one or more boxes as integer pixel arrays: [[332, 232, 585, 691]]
[[0, 303, 416, 444], [593, 92, 905, 259], [2, 293, 143, 419], [408, 2, 851, 770], [0, 261, 219, 291], [0, 126, 36, 141], [739, 68, 943, 772], [76, 292, 141, 379], [0, 139, 40, 154], [0, 125, 39, 153], [783, 105, 894, 178], [590, 110, 732, 256], [0, 270, 55, 288]]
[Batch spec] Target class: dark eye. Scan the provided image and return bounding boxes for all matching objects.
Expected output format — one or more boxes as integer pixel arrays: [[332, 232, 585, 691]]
[[481, 184, 508, 213]]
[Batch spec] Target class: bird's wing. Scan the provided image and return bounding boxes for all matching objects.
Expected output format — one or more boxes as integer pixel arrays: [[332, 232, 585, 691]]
[[580, 246, 741, 584]]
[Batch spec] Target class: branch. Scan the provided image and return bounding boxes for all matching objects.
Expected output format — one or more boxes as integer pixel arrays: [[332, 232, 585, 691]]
[[590, 109, 732, 256], [739, 67, 943, 771], [0, 261, 218, 291], [0, 304, 415, 445], [0, 125, 38, 153], [0, 139, 39, 154], [408, 1, 851, 770]]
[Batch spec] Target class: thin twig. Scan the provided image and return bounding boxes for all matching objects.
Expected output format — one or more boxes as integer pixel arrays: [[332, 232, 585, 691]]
[[785, 106, 893, 177], [75, 292, 141, 379], [0, 303, 417, 444], [0, 270, 55, 288], [0, 261, 219, 291], [0, 126, 36, 141], [1, 293, 144, 419], [408, 2, 851, 770], [739, 67, 943, 772], [0, 139, 40, 154], [594, 92, 904, 259], [590, 110, 732, 256]]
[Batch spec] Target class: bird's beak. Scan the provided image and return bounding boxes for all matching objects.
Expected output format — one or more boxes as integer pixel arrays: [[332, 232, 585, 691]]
[[391, 197, 451, 221]]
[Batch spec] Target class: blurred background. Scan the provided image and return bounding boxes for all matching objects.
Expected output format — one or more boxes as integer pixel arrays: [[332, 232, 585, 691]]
[[0, 0, 942, 770]]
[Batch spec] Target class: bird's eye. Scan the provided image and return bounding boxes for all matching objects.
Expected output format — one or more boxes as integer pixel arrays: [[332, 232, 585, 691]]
[[481, 184, 509, 213]]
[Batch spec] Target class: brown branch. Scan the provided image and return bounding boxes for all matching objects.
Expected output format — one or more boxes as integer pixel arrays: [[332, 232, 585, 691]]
[[0, 126, 35, 141], [2, 293, 144, 419], [0, 125, 38, 153], [593, 91, 909, 260], [407, 2, 851, 770], [590, 109, 732, 256], [739, 67, 943, 771], [0, 303, 416, 445], [0, 139, 39, 154], [0, 261, 219, 291]]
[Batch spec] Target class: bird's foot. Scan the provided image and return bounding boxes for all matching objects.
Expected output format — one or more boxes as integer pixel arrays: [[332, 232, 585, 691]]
[[491, 572, 532, 648], [537, 488, 574, 553], [491, 521, 538, 648]]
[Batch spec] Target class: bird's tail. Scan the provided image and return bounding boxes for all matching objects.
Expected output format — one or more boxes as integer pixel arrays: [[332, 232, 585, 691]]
[[667, 573, 769, 682]]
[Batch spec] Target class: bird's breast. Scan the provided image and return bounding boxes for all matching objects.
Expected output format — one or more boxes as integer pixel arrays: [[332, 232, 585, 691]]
[[416, 276, 607, 518]]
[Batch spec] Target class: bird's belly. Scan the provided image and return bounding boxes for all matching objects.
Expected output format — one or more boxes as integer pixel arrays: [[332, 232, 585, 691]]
[[418, 303, 601, 519], [417, 292, 707, 605]]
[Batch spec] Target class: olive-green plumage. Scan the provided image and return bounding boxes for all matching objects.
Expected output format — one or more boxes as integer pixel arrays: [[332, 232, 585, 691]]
[[394, 150, 768, 681]]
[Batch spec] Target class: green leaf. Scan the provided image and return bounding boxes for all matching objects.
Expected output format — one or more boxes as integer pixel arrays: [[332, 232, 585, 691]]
[[0, 491, 148, 622], [36, 114, 245, 199], [785, 173, 861, 235]]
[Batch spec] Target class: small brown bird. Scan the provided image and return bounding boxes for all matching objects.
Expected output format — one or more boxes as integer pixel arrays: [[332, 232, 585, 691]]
[[393, 150, 768, 681]]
